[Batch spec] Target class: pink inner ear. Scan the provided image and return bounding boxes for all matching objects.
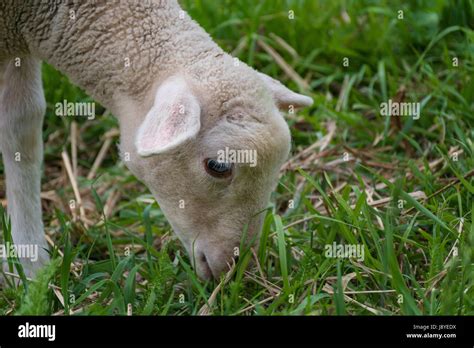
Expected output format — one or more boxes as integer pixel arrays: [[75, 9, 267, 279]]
[[159, 104, 187, 142], [138, 102, 198, 154], [136, 76, 201, 155]]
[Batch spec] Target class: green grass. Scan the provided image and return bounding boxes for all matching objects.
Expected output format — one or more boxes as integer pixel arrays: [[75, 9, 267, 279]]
[[0, 0, 473, 315]]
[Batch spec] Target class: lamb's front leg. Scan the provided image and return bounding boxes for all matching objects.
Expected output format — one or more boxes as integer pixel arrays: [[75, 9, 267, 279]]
[[0, 57, 49, 278]]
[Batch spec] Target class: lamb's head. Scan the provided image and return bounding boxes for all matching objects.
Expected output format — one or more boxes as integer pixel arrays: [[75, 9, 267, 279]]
[[124, 65, 312, 280]]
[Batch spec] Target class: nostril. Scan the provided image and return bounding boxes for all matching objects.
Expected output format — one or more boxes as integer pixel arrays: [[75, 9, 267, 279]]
[[198, 252, 212, 279], [195, 250, 234, 280]]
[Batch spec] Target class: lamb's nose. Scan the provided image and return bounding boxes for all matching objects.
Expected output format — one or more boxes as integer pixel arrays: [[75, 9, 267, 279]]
[[192, 242, 238, 280], [196, 252, 213, 280], [194, 250, 231, 280]]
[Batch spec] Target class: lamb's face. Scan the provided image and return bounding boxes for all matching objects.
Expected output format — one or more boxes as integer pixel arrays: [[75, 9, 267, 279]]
[[142, 117, 289, 279], [130, 74, 312, 280]]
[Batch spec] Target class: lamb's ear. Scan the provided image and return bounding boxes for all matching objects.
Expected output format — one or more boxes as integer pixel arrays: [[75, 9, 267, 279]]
[[135, 77, 201, 157], [258, 72, 313, 110]]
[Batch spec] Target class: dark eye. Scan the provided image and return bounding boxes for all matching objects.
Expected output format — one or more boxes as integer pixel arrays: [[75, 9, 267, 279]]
[[204, 158, 233, 178]]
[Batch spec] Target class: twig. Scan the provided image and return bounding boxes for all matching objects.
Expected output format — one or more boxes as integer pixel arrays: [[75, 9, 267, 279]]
[[198, 260, 236, 315], [71, 121, 78, 178], [87, 138, 113, 180], [257, 38, 309, 91], [61, 151, 87, 225]]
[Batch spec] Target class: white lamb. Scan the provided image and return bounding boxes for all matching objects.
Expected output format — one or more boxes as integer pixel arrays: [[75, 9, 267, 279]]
[[0, 0, 312, 280]]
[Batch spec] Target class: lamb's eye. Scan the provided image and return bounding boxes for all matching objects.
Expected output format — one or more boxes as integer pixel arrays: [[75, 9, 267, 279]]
[[204, 159, 233, 178]]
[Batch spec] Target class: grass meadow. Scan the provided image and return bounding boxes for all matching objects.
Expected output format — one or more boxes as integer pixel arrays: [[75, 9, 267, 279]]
[[0, 0, 473, 315]]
